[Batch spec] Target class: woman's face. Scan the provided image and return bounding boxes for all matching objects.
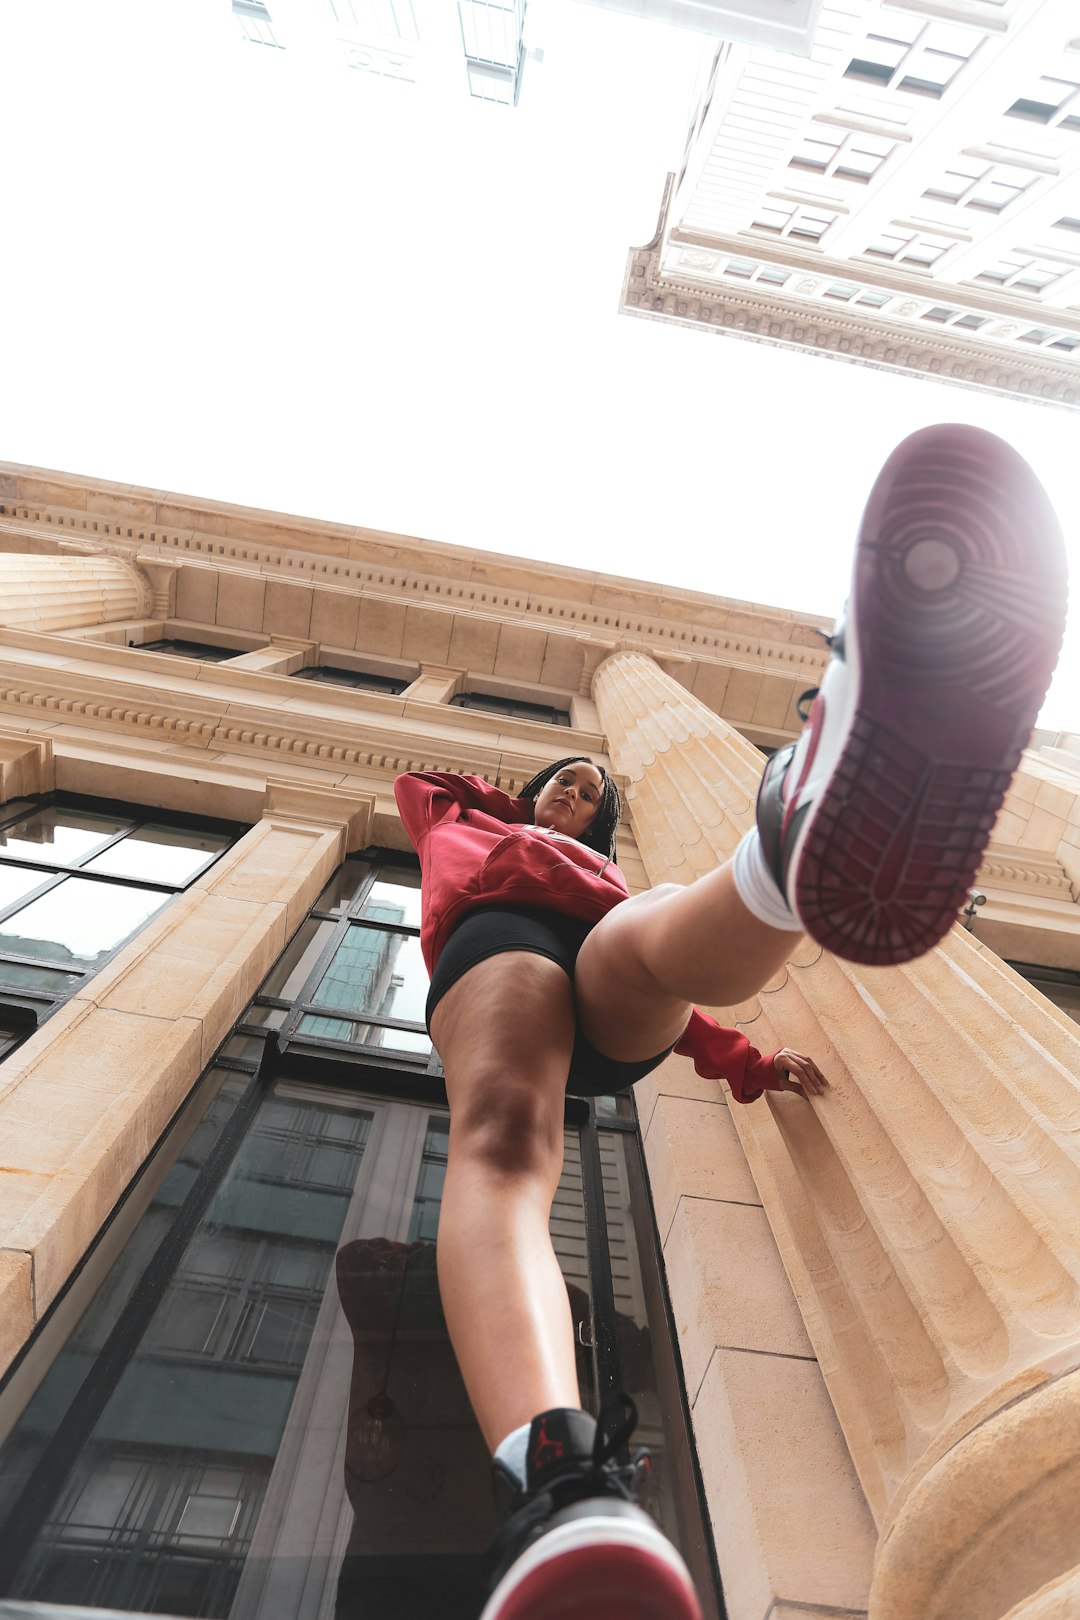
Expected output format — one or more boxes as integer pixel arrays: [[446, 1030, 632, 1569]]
[[533, 761, 605, 842]]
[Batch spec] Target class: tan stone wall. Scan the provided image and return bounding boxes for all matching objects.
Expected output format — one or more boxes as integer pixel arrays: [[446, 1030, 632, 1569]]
[[0, 781, 373, 1375], [592, 647, 1080, 1620]]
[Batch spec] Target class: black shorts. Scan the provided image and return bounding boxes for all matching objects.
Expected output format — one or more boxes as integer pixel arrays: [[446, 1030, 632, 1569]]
[[425, 905, 675, 1098]]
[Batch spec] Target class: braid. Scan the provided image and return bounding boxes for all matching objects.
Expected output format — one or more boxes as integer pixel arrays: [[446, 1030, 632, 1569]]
[[520, 756, 621, 860]]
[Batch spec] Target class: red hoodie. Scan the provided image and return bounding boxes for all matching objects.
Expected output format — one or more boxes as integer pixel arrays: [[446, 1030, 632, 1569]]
[[394, 771, 783, 1105]]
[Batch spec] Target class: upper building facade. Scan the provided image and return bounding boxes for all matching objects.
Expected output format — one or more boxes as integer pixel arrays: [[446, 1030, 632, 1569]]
[[0, 463, 1078, 1620], [622, 0, 1080, 407], [232, 0, 529, 105]]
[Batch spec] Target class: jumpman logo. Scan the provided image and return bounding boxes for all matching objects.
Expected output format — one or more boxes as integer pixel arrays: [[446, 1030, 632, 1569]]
[[531, 1416, 566, 1471]]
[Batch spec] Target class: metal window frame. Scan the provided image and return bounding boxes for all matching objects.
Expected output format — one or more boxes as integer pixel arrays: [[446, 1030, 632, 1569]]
[[0, 794, 245, 1049], [450, 690, 571, 727], [0, 847, 724, 1618]]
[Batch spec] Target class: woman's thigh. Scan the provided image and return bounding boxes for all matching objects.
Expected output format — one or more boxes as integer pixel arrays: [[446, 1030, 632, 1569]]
[[430, 952, 578, 1167], [573, 888, 693, 1064]]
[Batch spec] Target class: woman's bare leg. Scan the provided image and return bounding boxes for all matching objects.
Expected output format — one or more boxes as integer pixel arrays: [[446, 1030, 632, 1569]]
[[575, 863, 799, 1062], [430, 952, 581, 1451]]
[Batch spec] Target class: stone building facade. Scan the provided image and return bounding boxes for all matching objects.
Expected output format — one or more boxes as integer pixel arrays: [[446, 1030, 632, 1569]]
[[622, 0, 1080, 409], [0, 460, 1078, 1620]]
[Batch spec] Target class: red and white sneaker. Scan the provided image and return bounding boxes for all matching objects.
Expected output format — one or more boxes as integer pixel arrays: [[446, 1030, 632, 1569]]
[[757, 423, 1067, 967], [482, 1399, 703, 1620]]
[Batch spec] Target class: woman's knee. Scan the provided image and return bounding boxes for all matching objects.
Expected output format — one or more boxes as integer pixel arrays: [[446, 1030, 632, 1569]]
[[449, 1066, 564, 1180]]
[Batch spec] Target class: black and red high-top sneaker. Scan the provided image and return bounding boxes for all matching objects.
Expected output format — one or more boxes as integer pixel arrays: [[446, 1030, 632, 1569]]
[[481, 1396, 703, 1620], [756, 422, 1067, 967]]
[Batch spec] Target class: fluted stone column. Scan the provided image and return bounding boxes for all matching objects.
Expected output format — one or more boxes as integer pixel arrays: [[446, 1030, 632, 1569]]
[[592, 648, 1080, 1620], [0, 552, 148, 631]]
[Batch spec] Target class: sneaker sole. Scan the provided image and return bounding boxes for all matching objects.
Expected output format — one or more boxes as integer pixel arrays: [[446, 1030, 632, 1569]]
[[480, 1516, 704, 1620], [791, 423, 1067, 967]]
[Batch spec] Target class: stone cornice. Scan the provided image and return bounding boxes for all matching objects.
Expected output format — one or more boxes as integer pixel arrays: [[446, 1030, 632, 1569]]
[[0, 650, 611, 794], [977, 842, 1077, 902], [0, 508, 830, 690], [622, 242, 1080, 410]]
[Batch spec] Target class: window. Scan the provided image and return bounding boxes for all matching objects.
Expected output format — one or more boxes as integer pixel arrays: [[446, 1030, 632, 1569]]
[[974, 254, 1067, 295], [0, 798, 241, 1056], [924, 160, 1035, 213], [845, 18, 978, 100], [231, 0, 283, 48], [135, 639, 245, 662], [751, 203, 836, 243], [864, 229, 953, 268], [293, 666, 409, 696], [0, 852, 717, 1618], [458, 0, 526, 105], [251, 856, 433, 1061], [789, 124, 895, 183], [1006, 962, 1080, 1024], [1006, 77, 1080, 128], [450, 691, 571, 726]]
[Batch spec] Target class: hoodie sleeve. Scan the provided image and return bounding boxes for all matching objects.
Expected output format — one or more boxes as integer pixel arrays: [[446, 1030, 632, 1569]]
[[394, 771, 529, 849], [673, 1009, 781, 1105]]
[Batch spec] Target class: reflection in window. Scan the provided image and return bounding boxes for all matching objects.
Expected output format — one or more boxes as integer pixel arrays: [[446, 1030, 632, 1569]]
[[246, 856, 432, 1061], [0, 847, 713, 1618], [0, 799, 240, 1059]]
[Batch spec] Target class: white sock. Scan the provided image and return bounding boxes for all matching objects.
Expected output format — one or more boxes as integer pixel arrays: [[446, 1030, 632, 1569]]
[[493, 1421, 531, 1489], [732, 829, 802, 932]]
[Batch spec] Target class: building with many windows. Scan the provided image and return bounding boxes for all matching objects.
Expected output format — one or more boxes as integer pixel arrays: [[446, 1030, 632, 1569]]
[[0, 462, 1078, 1620], [232, 0, 530, 106], [622, 0, 1080, 407]]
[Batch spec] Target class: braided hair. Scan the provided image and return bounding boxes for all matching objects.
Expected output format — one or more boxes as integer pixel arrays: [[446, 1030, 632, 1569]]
[[520, 756, 621, 860]]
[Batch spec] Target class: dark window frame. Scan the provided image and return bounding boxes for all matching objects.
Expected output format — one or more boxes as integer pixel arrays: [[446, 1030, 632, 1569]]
[[0, 848, 724, 1619], [0, 793, 245, 1054], [292, 666, 410, 696], [133, 638, 246, 662], [450, 690, 571, 727]]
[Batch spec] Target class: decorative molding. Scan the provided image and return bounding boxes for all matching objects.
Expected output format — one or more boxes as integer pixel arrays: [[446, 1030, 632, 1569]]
[[0, 728, 55, 803], [136, 558, 180, 619], [0, 672, 604, 799], [0, 509, 831, 681], [977, 842, 1078, 906], [621, 243, 1080, 410], [263, 779, 376, 852]]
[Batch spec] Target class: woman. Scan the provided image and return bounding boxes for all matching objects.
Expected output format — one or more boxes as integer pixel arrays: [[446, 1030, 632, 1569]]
[[394, 755, 822, 1620], [394, 423, 1066, 1620]]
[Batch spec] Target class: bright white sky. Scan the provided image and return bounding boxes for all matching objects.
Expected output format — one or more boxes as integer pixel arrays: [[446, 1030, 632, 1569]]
[[1, 0, 1077, 727]]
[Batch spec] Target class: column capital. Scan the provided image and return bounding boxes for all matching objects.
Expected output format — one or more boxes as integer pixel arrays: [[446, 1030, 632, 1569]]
[[263, 779, 375, 853]]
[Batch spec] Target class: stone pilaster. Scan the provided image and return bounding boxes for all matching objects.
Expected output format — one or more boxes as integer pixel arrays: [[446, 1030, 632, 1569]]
[[0, 789, 369, 1376], [0, 552, 149, 631], [592, 648, 1080, 1620]]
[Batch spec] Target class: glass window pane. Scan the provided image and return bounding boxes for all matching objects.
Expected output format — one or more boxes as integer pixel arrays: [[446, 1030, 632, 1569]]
[[240, 1003, 288, 1030], [310, 929, 429, 1025], [0, 865, 54, 914], [0, 959, 84, 993], [359, 875, 423, 928], [0, 878, 169, 967], [0, 809, 129, 868], [219, 1034, 268, 1064], [312, 860, 373, 915], [296, 1014, 432, 1055], [259, 918, 338, 999], [83, 826, 231, 885]]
